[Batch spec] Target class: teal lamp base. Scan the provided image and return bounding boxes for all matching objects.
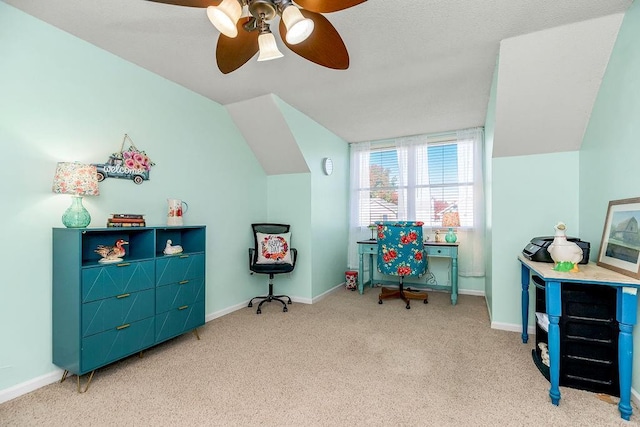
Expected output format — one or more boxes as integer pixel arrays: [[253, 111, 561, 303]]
[[62, 196, 91, 228], [445, 227, 457, 243]]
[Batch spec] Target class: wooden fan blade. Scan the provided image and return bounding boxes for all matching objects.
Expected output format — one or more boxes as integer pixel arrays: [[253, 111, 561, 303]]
[[145, 0, 220, 8], [279, 10, 349, 70], [216, 18, 259, 74], [293, 0, 367, 13]]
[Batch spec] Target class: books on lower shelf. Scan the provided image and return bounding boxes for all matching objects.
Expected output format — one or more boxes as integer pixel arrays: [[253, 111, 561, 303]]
[[107, 214, 145, 227]]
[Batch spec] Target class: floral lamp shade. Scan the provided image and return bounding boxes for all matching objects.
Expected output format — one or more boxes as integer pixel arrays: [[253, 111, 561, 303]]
[[442, 211, 460, 243], [52, 162, 100, 228]]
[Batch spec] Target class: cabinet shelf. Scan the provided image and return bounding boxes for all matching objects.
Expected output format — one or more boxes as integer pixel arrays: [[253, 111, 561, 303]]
[[531, 275, 619, 397]]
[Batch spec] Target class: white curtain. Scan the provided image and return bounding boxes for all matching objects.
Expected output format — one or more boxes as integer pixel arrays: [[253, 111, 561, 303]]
[[396, 135, 432, 223], [348, 141, 371, 269], [454, 127, 485, 277]]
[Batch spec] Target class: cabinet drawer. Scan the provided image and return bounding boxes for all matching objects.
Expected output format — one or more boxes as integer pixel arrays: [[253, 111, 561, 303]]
[[425, 245, 456, 257], [81, 317, 155, 374], [155, 300, 205, 343], [82, 289, 155, 337], [156, 277, 204, 314], [156, 253, 204, 286], [82, 260, 154, 303]]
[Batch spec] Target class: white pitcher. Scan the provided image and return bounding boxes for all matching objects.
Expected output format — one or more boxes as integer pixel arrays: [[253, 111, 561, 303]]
[[167, 198, 188, 226]]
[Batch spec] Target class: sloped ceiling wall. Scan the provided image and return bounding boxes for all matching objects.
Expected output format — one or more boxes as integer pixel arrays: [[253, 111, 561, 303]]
[[493, 14, 624, 158], [226, 94, 309, 175]]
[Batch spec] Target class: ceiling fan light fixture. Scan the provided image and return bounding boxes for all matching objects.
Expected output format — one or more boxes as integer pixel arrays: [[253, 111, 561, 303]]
[[282, 6, 314, 45], [257, 32, 284, 61], [206, 0, 242, 38]]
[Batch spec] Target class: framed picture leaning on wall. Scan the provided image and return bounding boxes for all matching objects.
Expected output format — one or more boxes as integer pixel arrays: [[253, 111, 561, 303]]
[[597, 197, 640, 279]]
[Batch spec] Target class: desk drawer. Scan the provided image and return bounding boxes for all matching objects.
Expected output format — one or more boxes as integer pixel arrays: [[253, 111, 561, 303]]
[[426, 245, 456, 257], [359, 244, 377, 255]]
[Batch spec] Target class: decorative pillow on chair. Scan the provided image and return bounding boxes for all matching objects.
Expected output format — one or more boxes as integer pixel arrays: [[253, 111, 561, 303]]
[[255, 232, 293, 265]]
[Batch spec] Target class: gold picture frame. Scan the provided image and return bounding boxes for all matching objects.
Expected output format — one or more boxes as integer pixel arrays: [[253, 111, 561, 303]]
[[597, 197, 640, 279]]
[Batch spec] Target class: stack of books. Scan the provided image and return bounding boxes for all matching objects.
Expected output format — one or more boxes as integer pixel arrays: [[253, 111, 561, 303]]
[[107, 214, 146, 227]]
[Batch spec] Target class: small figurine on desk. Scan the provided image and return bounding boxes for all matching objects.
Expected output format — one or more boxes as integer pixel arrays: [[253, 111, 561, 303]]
[[163, 239, 183, 255], [548, 222, 583, 272], [95, 239, 128, 263]]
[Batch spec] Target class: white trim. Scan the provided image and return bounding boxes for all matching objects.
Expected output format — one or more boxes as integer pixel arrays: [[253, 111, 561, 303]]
[[0, 369, 63, 404]]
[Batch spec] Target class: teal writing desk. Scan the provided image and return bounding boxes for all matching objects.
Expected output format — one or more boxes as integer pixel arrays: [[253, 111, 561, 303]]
[[357, 240, 459, 305], [519, 255, 640, 420]]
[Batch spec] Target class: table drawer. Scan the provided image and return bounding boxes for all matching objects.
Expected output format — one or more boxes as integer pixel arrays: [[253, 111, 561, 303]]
[[155, 300, 205, 343], [82, 289, 155, 337], [82, 260, 155, 303], [81, 316, 155, 373], [156, 253, 205, 286], [156, 277, 205, 314], [426, 245, 456, 258]]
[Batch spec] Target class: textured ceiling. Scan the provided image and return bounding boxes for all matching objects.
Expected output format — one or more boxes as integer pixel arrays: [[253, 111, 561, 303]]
[[3, 0, 634, 144]]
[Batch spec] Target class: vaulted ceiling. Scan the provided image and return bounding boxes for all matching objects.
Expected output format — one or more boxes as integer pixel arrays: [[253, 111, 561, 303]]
[[3, 0, 634, 152]]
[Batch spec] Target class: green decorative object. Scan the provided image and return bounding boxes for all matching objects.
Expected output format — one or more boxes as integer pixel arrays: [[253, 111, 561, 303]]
[[554, 261, 576, 272], [62, 196, 92, 228], [445, 227, 457, 243]]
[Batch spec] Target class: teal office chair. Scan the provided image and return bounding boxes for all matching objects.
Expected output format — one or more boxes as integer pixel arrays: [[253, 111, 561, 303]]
[[376, 221, 428, 309], [248, 223, 297, 314]]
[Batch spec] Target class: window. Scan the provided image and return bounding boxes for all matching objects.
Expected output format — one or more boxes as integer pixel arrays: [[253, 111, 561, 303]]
[[353, 138, 475, 228], [348, 128, 485, 276]]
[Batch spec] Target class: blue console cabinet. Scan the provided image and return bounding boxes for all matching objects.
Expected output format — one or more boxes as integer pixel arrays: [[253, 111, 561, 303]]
[[52, 226, 206, 392]]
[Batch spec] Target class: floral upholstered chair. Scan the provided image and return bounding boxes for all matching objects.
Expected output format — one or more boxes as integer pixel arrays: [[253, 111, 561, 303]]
[[376, 221, 428, 309]]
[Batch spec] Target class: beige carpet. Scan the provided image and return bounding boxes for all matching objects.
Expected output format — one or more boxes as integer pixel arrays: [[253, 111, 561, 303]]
[[1, 287, 637, 426]]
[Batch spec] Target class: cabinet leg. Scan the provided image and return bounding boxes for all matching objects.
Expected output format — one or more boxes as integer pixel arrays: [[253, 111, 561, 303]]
[[193, 327, 201, 340], [76, 370, 95, 394], [60, 370, 69, 383]]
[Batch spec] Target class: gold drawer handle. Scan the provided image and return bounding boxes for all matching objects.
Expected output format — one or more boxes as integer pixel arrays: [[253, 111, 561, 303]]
[[179, 280, 189, 285], [116, 293, 130, 299], [178, 305, 189, 310], [116, 263, 130, 267], [179, 255, 189, 258], [116, 324, 130, 330]]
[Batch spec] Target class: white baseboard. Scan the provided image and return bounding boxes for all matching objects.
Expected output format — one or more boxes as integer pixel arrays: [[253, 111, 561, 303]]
[[0, 369, 63, 405]]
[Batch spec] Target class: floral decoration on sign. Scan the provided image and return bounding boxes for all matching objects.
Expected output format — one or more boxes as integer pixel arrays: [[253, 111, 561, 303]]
[[93, 134, 155, 185]]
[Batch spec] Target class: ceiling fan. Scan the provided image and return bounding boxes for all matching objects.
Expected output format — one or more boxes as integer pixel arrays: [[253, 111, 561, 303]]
[[147, 0, 367, 74]]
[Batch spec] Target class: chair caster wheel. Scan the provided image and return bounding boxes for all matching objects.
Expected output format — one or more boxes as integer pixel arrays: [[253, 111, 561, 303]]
[[423, 299, 428, 304], [378, 300, 383, 304], [256, 309, 261, 314], [248, 302, 253, 308], [283, 306, 288, 312], [287, 299, 292, 304], [406, 304, 410, 309]]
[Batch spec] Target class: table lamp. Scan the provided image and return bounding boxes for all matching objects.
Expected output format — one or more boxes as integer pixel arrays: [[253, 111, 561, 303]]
[[52, 162, 100, 228], [442, 211, 460, 243]]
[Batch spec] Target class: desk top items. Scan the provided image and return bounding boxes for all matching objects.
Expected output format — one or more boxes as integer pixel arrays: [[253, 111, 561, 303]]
[[95, 239, 128, 263], [52, 162, 100, 228], [442, 211, 460, 243], [93, 134, 155, 185], [548, 222, 583, 272], [107, 213, 145, 227], [167, 198, 188, 226], [368, 224, 376, 240], [163, 239, 184, 255]]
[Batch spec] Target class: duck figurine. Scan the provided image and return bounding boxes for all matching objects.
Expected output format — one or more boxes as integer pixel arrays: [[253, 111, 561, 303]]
[[163, 239, 183, 255], [95, 239, 128, 263], [548, 222, 583, 272]]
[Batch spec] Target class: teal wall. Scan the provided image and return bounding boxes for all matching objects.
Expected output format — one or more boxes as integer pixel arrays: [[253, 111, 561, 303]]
[[579, 0, 640, 393], [491, 152, 579, 328], [275, 98, 350, 297]]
